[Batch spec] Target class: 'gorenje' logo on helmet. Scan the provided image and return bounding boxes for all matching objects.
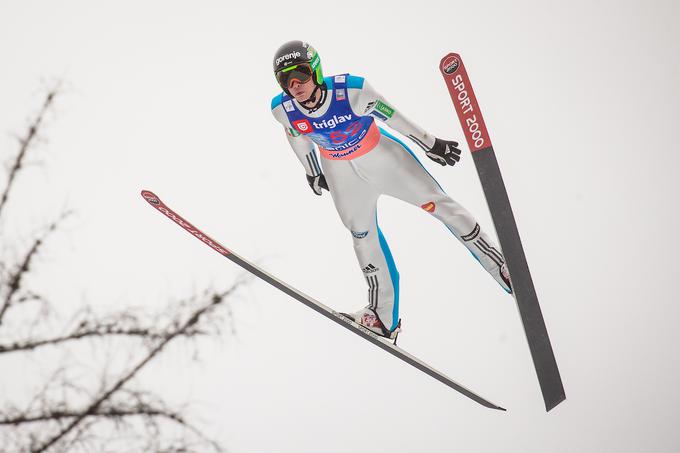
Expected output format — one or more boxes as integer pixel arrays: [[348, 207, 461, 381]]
[[276, 51, 302, 66], [312, 114, 353, 129]]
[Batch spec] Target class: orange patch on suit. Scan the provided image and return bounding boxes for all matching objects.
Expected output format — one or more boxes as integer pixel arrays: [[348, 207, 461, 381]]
[[421, 202, 436, 213]]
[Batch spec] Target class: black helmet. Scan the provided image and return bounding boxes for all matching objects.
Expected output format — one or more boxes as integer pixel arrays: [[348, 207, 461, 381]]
[[273, 40, 324, 94]]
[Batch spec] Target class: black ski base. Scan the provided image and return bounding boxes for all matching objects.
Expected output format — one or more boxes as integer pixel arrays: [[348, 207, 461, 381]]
[[473, 146, 565, 411]]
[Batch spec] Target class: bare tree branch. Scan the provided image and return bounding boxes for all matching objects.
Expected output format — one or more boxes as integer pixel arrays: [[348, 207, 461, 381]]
[[0, 86, 59, 222], [1, 84, 236, 453], [0, 323, 207, 354], [2, 402, 225, 452], [0, 211, 71, 327], [14, 291, 49, 306], [0, 407, 184, 426], [30, 286, 241, 453]]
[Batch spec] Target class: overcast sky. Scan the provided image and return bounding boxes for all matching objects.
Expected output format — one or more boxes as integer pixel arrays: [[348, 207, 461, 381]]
[[1, 0, 679, 452]]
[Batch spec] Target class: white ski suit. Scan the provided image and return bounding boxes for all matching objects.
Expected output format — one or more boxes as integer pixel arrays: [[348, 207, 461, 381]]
[[271, 74, 510, 331]]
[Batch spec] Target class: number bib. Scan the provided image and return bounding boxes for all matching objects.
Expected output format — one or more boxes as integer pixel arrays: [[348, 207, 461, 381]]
[[283, 74, 380, 160]]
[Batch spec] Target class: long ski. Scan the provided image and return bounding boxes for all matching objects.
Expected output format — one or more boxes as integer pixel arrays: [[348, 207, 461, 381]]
[[141, 190, 505, 411], [438, 54, 565, 411]]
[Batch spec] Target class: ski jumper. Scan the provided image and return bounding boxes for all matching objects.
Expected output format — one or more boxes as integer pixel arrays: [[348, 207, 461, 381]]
[[271, 74, 509, 331]]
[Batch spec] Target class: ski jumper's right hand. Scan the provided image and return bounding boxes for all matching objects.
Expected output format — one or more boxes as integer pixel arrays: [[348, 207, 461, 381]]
[[306, 173, 329, 195]]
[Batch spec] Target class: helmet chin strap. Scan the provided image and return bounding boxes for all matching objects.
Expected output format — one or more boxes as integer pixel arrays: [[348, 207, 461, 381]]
[[299, 83, 327, 114]]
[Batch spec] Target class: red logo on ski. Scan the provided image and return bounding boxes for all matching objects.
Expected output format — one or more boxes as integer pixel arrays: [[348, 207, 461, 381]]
[[441, 55, 460, 74], [141, 190, 160, 205]]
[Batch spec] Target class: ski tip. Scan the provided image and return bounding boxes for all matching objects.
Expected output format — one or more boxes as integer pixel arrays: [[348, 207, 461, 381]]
[[141, 190, 161, 206], [439, 53, 462, 76]]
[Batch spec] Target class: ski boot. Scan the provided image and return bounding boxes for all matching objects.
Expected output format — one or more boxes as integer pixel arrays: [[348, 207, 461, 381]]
[[340, 307, 402, 345], [500, 263, 513, 294]]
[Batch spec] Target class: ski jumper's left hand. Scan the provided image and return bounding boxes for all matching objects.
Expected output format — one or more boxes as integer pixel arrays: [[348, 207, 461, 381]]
[[425, 138, 462, 166]]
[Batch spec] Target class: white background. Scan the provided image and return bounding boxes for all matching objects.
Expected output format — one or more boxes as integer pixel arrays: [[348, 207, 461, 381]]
[[1, 1, 679, 452]]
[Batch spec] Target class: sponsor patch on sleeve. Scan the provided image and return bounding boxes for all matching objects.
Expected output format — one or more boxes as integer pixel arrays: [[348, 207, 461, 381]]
[[374, 100, 395, 119], [283, 100, 294, 112]]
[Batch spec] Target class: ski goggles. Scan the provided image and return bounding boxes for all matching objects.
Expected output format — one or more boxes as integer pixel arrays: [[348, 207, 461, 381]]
[[276, 63, 313, 90]]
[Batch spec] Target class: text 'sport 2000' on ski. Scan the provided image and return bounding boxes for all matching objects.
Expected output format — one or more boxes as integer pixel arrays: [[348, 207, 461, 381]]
[[439, 53, 566, 412], [141, 190, 506, 411]]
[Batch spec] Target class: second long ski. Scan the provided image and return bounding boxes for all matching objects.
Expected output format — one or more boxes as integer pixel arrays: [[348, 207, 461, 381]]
[[141, 190, 505, 411], [438, 53, 565, 412]]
